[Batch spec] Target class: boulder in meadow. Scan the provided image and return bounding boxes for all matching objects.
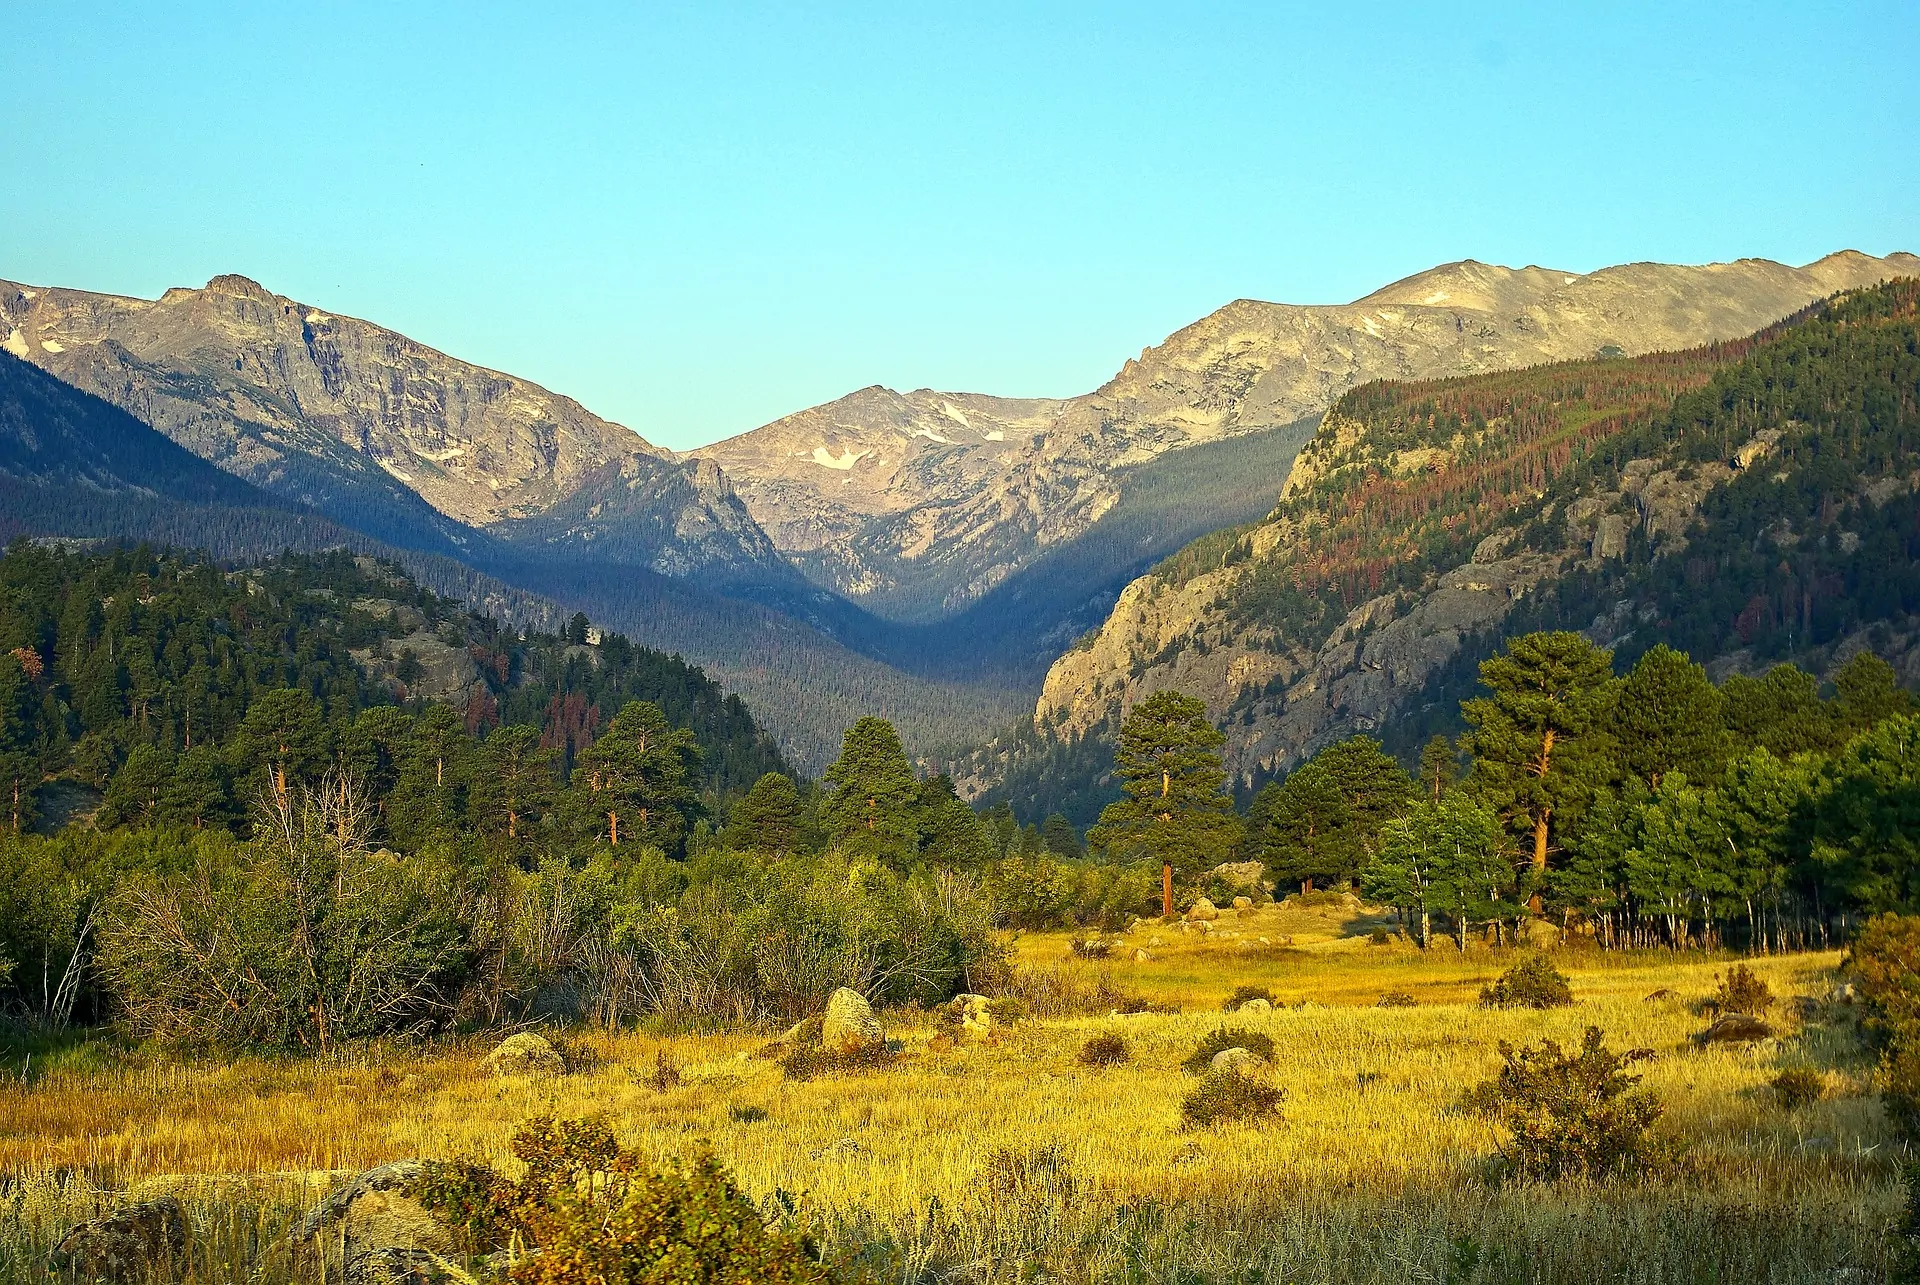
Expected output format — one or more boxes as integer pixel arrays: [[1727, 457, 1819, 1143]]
[[1186, 898, 1220, 922], [1700, 1014, 1775, 1044], [1209, 1047, 1264, 1076], [484, 1031, 565, 1077], [49, 1197, 187, 1281], [822, 987, 884, 1054]]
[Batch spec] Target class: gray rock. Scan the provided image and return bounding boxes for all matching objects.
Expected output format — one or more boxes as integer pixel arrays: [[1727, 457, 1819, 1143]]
[[1186, 898, 1220, 922], [1238, 998, 1273, 1014], [292, 1162, 459, 1279], [484, 1031, 565, 1077], [49, 1197, 187, 1281], [1209, 1047, 1263, 1076], [822, 987, 883, 1054], [1700, 1014, 1775, 1044]]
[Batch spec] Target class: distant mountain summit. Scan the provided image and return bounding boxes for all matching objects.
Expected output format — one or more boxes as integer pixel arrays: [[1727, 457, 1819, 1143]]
[[696, 251, 1920, 620], [0, 273, 787, 583]]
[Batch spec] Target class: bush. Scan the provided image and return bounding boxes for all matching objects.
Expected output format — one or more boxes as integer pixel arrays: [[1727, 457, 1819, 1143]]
[[1849, 913, 1920, 1046], [1770, 1068, 1824, 1110], [1368, 927, 1392, 946], [1181, 1027, 1276, 1075], [1077, 1033, 1130, 1067], [1180, 1070, 1286, 1129], [778, 1041, 897, 1082], [1479, 955, 1574, 1009], [1069, 935, 1113, 960], [408, 1117, 838, 1283], [520, 1148, 832, 1284], [1224, 984, 1275, 1012], [729, 1104, 769, 1123], [1377, 991, 1417, 1008], [1479, 1026, 1663, 1181], [1712, 964, 1774, 1016], [1887, 1046, 1920, 1141]]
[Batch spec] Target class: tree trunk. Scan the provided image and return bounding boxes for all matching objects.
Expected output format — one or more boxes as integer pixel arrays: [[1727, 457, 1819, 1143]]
[[1162, 862, 1173, 919], [609, 810, 619, 846]]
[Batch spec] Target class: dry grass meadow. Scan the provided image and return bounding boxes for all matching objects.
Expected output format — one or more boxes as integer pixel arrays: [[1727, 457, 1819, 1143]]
[[0, 898, 1894, 1283]]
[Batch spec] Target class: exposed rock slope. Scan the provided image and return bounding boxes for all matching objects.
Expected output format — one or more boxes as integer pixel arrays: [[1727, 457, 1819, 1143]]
[[698, 252, 1919, 620], [1035, 272, 1920, 788], [0, 274, 782, 579]]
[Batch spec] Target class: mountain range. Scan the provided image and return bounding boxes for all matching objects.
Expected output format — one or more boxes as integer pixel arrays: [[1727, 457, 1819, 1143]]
[[4, 250, 1915, 773]]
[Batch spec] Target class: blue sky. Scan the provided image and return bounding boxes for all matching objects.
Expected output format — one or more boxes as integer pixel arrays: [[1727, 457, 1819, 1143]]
[[4, 3, 1916, 450]]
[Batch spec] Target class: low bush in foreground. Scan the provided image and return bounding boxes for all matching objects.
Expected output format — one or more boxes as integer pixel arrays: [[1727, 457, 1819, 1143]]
[[1180, 1069, 1286, 1129], [1077, 1033, 1130, 1066], [1181, 1027, 1276, 1074], [1482, 1026, 1663, 1181], [405, 1116, 838, 1283], [1480, 955, 1574, 1009]]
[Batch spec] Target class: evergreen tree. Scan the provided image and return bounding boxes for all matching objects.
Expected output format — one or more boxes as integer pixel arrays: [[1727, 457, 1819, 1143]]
[[1835, 651, 1914, 735], [1462, 632, 1617, 895], [570, 700, 702, 851], [1722, 664, 1835, 758], [1259, 738, 1412, 893], [722, 771, 804, 853], [1040, 813, 1084, 859], [158, 746, 231, 829], [916, 775, 995, 870], [102, 743, 173, 827], [1087, 691, 1242, 912], [1418, 734, 1458, 803], [821, 717, 920, 862], [389, 704, 469, 844], [468, 723, 556, 844], [1611, 644, 1729, 787], [233, 688, 329, 803]]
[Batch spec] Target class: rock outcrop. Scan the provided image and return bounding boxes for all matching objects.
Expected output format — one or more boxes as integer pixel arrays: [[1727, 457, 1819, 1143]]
[[291, 1161, 457, 1279], [484, 1032, 566, 1077], [696, 252, 1918, 619], [49, 1197, 188, 1281], [821, 987, 884, 1054]]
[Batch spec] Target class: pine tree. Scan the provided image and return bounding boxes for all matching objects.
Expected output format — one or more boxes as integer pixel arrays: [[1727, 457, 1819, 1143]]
[[1611, 645, 1729, 787], [723, 771, 803, 853], [1462, 632, 1617, 897], [821, 717, 920, 862], [571, 700, 702, 851], [234, 688, 329, 803], [469, 723, 556, 843], [1086, 691, 1242, 914], [1418, 735, 1458, 803]]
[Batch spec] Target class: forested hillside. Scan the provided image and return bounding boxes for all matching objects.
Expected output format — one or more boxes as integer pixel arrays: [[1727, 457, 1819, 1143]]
[[1013, 278, 1920, 821], [0, 544, 787, 837]]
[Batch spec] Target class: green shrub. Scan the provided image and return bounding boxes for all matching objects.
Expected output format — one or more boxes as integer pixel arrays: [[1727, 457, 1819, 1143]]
[[1180, 1070, 1286, 1129], [729, 1104, 769, 1123], [1712, 964, 1774, 1016], [1077, 1033, 1130, 1066], [1224, 984, 1275, 1011], [1886, 1046, 1920, 1141], [1376, 991, 1416, 1008], [1769, 1068, 1824, 1110], [1181, 1027, 1276, 1075], [1368, 927, 1391, 946], [1848, 913, 1920, 1046], [1479, 955, 1574, 1009], [518, 1148, 833, 1284], [1478, 1026, 1663, 1181]]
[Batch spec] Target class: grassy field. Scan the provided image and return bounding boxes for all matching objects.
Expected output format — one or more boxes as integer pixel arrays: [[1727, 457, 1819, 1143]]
[[0, 899, 1894, 1283]]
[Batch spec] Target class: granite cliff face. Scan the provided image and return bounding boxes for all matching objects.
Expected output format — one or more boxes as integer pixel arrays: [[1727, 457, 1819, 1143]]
[[1032, 259, 1920, 789], [0, 274, 782, 580], [698, 252, 1920, 621]]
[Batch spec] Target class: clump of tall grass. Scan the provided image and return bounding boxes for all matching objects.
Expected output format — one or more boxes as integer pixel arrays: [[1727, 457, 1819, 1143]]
[[1180, 1071, 1286, 1129]]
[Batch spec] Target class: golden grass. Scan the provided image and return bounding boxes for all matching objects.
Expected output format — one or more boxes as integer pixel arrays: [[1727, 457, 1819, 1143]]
[[0, 917, 1896, 1282]]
